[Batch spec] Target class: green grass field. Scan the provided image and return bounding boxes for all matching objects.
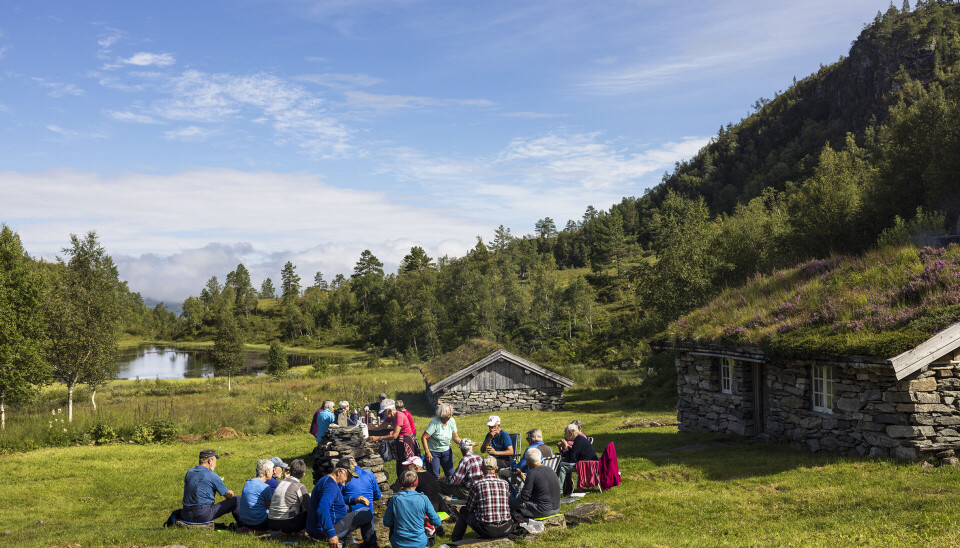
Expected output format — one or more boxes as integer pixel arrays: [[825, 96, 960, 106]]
[[2, 366, 960, 547]]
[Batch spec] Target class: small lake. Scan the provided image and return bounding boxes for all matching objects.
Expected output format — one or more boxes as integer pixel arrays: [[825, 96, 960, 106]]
[[116, 345, 313, 380]]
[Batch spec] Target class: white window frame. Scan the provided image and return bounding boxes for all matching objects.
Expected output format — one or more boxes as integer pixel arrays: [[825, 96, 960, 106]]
[[812, 364, 835, 414], [720, 357, 734, 395]]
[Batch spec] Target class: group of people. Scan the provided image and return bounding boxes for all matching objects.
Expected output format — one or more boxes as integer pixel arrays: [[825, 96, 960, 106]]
[[171, 393, 599, 547]]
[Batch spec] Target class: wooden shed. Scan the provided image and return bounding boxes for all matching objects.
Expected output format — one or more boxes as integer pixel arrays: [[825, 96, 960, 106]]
[[421, 340, 574, 415]]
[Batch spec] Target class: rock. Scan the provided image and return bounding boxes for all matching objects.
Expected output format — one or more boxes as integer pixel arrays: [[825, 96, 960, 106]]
[[921, 461, 936, 469], [563, 502, 624, 524], [892, 446, 918, 461], [900, 378, 938, 392], [943, 457, 960, 467]]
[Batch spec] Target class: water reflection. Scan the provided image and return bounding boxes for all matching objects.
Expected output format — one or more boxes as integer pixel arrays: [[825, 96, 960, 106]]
[[116, 345, 269, 380]]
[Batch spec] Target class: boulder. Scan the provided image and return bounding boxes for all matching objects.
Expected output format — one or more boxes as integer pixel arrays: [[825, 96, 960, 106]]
[[563, 502, 624, 524]]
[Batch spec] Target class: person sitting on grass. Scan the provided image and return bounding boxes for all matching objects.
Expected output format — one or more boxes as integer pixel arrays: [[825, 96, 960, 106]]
[[556, 423, 597, 493], [480, 415, 514, 470], [383, 469, 443, 548], [392, 455, 448, 515], [314, 400, 336, 442], [422, 403, 461, 480], [266, 456, 288, 489], [440, 438, 483, 501], [340, 455, 382, 515], [450, 456, 514, 542], [306, 458, 377, 548], [509, 448, 561, 519], [170, 448, 236, 525], [233, 458, 275, 531], [268, 458, 310, 534]]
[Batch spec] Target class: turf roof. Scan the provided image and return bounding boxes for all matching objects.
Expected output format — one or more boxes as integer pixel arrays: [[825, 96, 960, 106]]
[[420, 338, 511, 385], [668, 244, 960, 359]]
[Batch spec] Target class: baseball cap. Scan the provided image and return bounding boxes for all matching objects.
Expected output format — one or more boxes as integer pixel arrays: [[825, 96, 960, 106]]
[[379, 398, 396, 414], [335, 458, 359, 477], [270, 456, 288, 469], [199, 449, 219, 460], [379, 392, 388, 400], [402, 456, 423, 468], [486, 415, 501, 427]]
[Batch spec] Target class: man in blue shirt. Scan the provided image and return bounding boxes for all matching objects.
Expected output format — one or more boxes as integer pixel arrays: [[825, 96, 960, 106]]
[[314, 401, 336, 442], [340, 456, 381, 514], [234, 458, 275, 530], [307, 459, 377, 547], [479, 416, 514, 469], [174, 449, 236, 524]]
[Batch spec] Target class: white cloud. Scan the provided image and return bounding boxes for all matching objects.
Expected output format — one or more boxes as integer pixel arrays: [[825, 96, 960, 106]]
[[163, 125, 214, 141], [2, 167, 486, 301], [121, 52, 175, 67], [45, 125, 107, 140], [296, 72, 382, 89], [108, 110, 162, 124], [344, 90, 493, 112], [31, 78, 84, 98], [500, 111, 563, 119]]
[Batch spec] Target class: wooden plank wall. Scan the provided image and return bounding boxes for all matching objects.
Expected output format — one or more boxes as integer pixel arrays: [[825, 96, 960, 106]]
[[451, 358, 557, 391]]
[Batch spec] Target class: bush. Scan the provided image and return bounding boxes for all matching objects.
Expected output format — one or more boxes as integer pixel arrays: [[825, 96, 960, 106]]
[[595, 371, 623, 388], [88, 423, 118, 445], [263, 399, 294, 415], [312, 357, 329, 376], [132, 424, 154, 444], [149, 419, 180, 443]]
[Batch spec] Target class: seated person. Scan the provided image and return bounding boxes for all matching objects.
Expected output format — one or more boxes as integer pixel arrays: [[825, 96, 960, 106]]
[[501, 428, 554, 483], [314, 400, 336, 442], [479, 416, 514, 469], [266, 456, 288, 489], [383, 469, 443, 548], [450, 456, 514, 542], [268, 458, 311, 533], [335, 400, 360, 427], [392, 456, 446, 514], [365, 392, 388, 425], [509, 448, 561, 518], [340, 456, 382, 514], [234, 458, 275, 530], [171, 448, 236, 524], [556, 423, 597, 492], [561, 419, 586, 450], [440, 438, 483, 500], [307, 459, 377, 547]]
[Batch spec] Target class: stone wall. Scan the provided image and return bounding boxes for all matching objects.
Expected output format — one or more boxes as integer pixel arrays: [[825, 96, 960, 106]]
[[311, 424, 393, 497], [430, 387, 565, 416], [677, 350, 960, 462]]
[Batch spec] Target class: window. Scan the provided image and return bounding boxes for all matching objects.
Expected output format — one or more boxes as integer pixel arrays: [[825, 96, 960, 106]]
[[812, 364, 834, 413], [720, 357, 734, 394]]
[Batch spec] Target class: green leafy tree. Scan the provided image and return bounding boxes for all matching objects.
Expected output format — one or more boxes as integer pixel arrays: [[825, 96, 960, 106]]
[[45, 232, 124, 422], [280, 261, 301, 304], [266, 339, 287, 379], [212, 308, 245, 390], [260, 277, 276, 299], [0, 226, 49, 429]]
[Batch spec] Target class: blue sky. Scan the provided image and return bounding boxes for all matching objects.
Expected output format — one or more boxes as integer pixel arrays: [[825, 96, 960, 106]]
[[1, 0, 893, 303]]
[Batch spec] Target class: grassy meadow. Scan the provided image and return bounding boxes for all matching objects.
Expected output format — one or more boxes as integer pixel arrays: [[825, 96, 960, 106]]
[[2, 363, 960, 546]]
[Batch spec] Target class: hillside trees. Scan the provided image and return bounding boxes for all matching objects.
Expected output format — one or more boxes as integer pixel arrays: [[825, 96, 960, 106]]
[[260, 277, 276, 299], [44, 232, 124, 422], [0, 226, 49, 430], [212, 305, 244, 391], [280, 261, 301, 303]]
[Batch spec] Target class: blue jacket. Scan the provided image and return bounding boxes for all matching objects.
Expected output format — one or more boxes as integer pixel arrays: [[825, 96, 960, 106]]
[[315, 409, 336, 442], [341, 466, 381, 513], [383, 489, 442, 548], [307, 474, 349, 539]]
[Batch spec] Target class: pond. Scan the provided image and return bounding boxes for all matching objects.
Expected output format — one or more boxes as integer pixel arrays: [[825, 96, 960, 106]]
[[115, 345, 313, 380]]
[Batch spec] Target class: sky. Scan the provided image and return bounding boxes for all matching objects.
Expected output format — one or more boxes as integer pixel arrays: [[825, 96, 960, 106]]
[[1, 0, 894, 304]]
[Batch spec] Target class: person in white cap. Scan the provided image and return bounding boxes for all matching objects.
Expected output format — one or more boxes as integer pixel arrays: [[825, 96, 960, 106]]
[[394, 455, 451, 516], [479, 415, 514, 469]]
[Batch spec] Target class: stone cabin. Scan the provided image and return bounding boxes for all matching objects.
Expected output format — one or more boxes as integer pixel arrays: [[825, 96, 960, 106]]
[[666, 322, 960, 462], [421, 341, 573, 415]]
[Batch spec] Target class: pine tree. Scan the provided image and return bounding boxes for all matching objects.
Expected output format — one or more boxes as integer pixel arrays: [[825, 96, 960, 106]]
[[260, 278, 276, 299], [280, 261, 300, 304]]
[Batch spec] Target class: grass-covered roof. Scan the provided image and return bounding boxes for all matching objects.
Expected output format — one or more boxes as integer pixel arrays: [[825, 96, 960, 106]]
[[420, 339, 510, 384], [668, 244, 960, 359]]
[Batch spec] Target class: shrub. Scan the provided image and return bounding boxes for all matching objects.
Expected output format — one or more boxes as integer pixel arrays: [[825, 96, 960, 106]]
[[312, 357, 329, 376], [132, 424, 154, 444], [263, 399, 294, 415], [88, 423, 118, 445], [149, 419, 180, 443], [595, 371, 623, 388], [267, 339, 288, 380]]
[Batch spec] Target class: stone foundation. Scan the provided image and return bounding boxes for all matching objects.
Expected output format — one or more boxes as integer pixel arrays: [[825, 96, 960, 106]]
[[428, 387, 565, 415], [676, 348, 960, 462], [312, 424, 393, 497]]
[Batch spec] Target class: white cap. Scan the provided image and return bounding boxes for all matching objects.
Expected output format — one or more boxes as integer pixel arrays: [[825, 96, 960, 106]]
[[402, 456, 423, 468], [486, 415, 501, 427]]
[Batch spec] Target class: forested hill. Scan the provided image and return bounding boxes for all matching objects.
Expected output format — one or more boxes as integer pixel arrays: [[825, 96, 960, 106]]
[[651, 1, 960, 221]]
